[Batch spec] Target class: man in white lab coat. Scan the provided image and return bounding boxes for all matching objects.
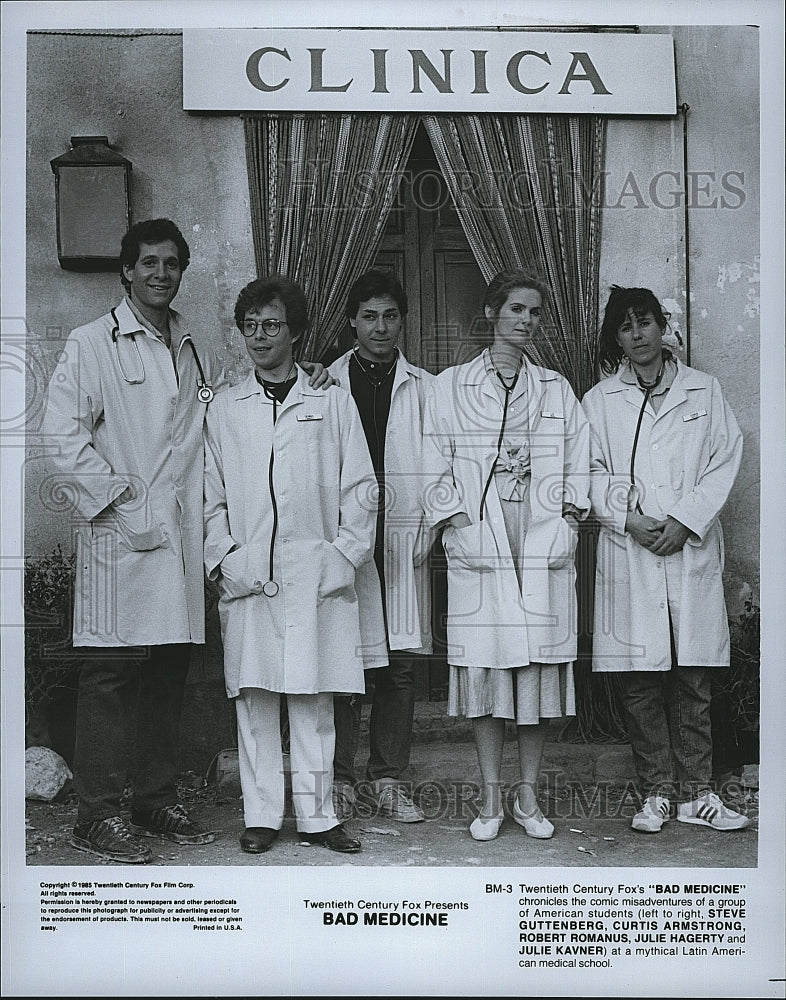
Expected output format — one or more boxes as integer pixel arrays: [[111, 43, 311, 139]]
[[204, 275, 387, 854], [42, 221, 331, 864], [328, 270, 435, 823], [42, 219, 217, 862]]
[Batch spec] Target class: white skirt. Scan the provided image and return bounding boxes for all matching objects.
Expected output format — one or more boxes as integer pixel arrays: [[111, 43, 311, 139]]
[[447, 479, 576, 723]]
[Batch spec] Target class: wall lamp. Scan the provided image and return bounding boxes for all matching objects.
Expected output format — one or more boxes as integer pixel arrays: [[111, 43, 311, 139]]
[[50, 136, 132, 271]]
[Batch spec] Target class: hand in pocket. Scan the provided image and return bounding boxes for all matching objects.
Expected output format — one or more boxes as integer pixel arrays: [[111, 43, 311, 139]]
[[219, 547, 263, 600], [318, 544, 356, 599], [109, 498, 167, 552], [549, 517, 579, 570]]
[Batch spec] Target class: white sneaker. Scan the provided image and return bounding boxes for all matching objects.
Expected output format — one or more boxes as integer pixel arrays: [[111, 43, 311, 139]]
[[677, 792, 750, 831], [374, 780, 425, 823], [631, 795, 671, 833]]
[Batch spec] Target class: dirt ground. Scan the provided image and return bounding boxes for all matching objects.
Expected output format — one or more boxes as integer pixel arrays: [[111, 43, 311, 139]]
[[25, 737, 758, 869]]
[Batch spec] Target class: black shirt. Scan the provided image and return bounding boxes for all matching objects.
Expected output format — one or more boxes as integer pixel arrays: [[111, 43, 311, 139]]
[[255, 370, 298, 405], [348, 350, 398, 582]]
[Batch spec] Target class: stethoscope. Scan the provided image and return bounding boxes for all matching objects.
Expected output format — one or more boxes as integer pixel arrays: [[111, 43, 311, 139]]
[[479, 351, 523, 521], [629, 361, 666, 515], [110, 307, 214, 403], [259, 363, 297, 598]]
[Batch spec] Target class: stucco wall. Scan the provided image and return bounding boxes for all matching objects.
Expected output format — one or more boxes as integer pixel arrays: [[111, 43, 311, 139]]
[[599, 25, 760, 614], [25, 31, 254, 556], [25, 26, 760, 616]]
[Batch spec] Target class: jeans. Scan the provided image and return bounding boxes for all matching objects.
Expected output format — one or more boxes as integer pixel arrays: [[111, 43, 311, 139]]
[[622, 666, 713, 803], [333, 653, 416, 784], [73, 644, 191, 824]]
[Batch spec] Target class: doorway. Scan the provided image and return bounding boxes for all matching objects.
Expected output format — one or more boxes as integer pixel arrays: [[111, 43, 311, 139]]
[[373, 123, 487, 700], [373, 122, 488, 373]]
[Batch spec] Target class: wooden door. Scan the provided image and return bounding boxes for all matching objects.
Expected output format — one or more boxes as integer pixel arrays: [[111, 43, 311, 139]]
[[374, 124, 487, 700], [374, 124, 488, 372]]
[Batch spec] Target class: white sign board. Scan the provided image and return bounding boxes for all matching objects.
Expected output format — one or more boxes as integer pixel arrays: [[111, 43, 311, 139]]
[[183, 29, 677, 114]]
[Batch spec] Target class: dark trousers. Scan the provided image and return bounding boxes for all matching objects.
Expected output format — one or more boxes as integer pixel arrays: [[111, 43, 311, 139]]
[[622, 665, 713, 803], [333, 652, 416, 784], [73, 643, 191, 824]]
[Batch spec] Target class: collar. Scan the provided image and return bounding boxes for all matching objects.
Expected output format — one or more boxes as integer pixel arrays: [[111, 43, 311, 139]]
[[351, 348, 398, 381], [458, 350, 559, 387], [232, 364, 325, 403], [117, 296, 183, 346], [600, 356, 705, 394], [619, 353, 678, 396], [335, 347, 427, 392]]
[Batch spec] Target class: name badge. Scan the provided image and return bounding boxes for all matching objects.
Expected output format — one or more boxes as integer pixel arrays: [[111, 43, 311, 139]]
[[297, 412, 323, 422], [683, 409, 707, 422], [541, 411, 564, 419]]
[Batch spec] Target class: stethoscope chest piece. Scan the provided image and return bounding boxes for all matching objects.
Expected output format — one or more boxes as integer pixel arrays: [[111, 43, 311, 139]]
[[262, 580, 280, 598], [197, 383, 214, 404]]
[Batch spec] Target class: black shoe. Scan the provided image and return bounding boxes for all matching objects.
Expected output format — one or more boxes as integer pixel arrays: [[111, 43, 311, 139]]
[[71, 816, 153, 864], [130, 803, 216, 845], [300, 824, 362, 853], [240, 827, 279, 854]]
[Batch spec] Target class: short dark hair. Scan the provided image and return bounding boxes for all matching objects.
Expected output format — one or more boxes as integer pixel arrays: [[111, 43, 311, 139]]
[[119, 219, 190, 289], [483, 270, 550, 318], [346, 270, 408, 320], [596, 285, 670, 376], [233, 275, 309, 342]]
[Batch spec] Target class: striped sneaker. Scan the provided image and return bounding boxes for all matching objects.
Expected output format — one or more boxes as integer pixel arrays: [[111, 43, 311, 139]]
[[130, 803, 216, 845], [631, 795, 670, 833], [677, 792, 749, 831], [71, 816, 153, 864]]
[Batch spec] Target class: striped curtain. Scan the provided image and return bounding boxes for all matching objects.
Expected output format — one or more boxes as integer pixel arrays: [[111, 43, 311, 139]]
[[423, 114, 606, 398], [244, 113, 419, 361], [425, 113, 624, 740]]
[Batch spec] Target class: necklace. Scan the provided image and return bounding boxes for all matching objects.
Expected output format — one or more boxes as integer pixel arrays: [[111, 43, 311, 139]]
[[352, 348, 398, 383]]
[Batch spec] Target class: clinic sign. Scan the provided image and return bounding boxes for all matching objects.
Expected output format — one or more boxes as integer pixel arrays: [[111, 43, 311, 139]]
[[183, 29, 676, 114]]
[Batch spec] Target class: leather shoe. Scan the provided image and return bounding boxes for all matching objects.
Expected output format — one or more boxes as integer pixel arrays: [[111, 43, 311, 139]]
[[300, 825, 362, 853], [240, 827, 278, 854]]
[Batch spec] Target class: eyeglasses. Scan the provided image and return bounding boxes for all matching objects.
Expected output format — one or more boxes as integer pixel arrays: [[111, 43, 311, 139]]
[[242, 318, 287, 338]]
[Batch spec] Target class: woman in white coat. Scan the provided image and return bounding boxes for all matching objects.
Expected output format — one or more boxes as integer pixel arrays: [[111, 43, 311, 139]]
[[582, 285, 748, 833], [422, 270, 590, 841]]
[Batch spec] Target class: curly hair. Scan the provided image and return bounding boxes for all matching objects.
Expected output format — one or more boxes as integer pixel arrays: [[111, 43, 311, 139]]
[[119, 219, 190, 289], [596, 286, 670, 376], [233, 275, 309, 341]]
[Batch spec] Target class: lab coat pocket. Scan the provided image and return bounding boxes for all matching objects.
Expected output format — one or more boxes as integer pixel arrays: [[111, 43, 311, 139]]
[[218, 547, 262, 601], [442, 520, 497, 573], [526, 517, 577, 570], [318, 542, 357, 600], [103, 496, 167, 552]]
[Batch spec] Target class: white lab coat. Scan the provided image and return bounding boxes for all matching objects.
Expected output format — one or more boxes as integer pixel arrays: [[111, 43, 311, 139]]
[[422, 353, 590, 667], [203, 369, 388, 698], [582, 360, 743, 671], [41, 297, 214, 646], [328, 349, 435, 654]]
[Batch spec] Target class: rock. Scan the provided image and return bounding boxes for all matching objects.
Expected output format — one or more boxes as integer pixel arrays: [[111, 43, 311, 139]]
[[25, 746, 72, 801], [740, 764, 759, 789]]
